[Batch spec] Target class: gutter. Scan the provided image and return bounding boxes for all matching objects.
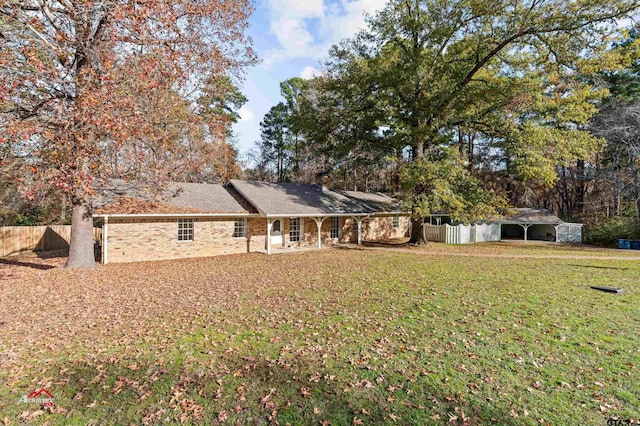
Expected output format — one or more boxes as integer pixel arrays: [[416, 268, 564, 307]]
[[93, 211, 406, 219], [93, 213, 260, 219], [265, 213, 369, 218], [263, 211, 407, 218]]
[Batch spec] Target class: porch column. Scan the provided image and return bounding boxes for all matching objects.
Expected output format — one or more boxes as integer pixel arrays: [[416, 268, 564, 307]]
[[521, 224, 530, 241], [312, 217, 327, 249], [353, 216, 363, 245], [102, 216, 109, 265], [266, 218, 272, 255]]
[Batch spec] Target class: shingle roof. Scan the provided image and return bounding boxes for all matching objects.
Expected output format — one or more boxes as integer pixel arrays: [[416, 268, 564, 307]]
[[229, 180, 400, 216], [95, 197, 214, 215], [166, 182, 257, 214], [337, 190, 400, 212], [94, 180, 256, 215], [498, 208, 563, 225], [94, 179, 402, 216]]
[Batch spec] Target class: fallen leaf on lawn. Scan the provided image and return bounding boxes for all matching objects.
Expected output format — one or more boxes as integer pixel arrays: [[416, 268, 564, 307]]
[[261, 388, 276, 404], [27, 411, 45, 420]]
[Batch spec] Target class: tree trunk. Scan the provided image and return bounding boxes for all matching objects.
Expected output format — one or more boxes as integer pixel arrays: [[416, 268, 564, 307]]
[[576, 159, 585, 214], [408, 217, 426, 244], [630, 151, 640, 221], [413, 142, 425, 160], [65, 188, 96, 269], [467, 133, 475, 170], [409, 131, 427, 243]]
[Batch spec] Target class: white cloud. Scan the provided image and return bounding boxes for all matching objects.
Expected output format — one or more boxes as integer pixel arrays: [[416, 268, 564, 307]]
[[238, 106, 255, 123], [300, 66, 321, 79], [264, 0, 386, 66], [268, 0, 324, 19], [319, 0, 387, 51]]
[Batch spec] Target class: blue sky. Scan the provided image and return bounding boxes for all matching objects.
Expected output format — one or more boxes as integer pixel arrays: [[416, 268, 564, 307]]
[[232, 0, 388, 159]]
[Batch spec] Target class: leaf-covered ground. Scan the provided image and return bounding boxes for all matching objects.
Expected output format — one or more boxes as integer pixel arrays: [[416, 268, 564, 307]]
[[1, 245, 639, 425]]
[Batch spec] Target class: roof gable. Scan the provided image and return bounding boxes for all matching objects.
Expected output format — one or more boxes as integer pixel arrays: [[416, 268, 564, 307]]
[[94, 180, 256, 215], [166, 182, 257, 214]]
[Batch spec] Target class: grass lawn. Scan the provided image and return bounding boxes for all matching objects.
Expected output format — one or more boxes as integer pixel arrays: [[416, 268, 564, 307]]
[[366, 239, 640, 258], [0, 246, 638, 425]]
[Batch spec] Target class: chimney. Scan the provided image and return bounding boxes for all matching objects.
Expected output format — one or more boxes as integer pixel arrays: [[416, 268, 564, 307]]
[[315, 171, 331, 192]]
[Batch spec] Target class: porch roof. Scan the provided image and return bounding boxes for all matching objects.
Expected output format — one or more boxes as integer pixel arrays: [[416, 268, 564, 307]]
[[498, 208, 564, 225]]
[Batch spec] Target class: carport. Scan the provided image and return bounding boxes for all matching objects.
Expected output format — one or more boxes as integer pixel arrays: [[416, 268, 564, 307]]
[[499, 209, 582, 243]]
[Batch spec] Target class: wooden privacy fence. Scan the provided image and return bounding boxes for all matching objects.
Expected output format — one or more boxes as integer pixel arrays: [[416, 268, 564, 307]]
[[0, 225, 102, 257], [423, 223, 501, 244]]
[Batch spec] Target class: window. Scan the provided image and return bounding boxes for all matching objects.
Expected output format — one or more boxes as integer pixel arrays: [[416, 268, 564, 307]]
[[392, 216, 399, 228], [330, 217, 341, 238], [233, 218, 247, 238], [178, 218, 194, 241], [289, 218, 301, 242]]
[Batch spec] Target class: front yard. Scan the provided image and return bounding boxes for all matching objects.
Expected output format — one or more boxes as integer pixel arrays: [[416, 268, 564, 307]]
[[0, 246, 638, 425]]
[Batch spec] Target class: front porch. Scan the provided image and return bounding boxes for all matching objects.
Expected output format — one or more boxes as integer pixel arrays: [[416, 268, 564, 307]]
[[263, 216, 365, 255]]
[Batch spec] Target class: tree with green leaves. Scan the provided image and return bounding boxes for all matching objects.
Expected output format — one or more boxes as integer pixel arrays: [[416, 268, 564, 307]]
[[319, 0, 638, 242], [258, 102, 293, 182], [279, 78, 309, 173]]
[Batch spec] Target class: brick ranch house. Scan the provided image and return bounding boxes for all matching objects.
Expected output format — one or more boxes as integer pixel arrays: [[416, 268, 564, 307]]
[[93, 180, 410, 264]]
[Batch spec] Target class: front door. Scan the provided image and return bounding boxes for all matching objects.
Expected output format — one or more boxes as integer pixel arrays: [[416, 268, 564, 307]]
[[271, 219, 283, 246]]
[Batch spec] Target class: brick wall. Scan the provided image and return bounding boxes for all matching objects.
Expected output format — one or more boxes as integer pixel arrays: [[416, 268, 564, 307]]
[[105, 214, 411, 263], [247, 217, 267, 252], [106, 217, 265, 263], [363, 215, 410, 241]]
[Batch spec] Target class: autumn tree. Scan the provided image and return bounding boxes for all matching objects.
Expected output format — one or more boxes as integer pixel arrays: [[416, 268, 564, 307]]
[[315, 0, 638, 242], [0, 0, 257, 268]]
